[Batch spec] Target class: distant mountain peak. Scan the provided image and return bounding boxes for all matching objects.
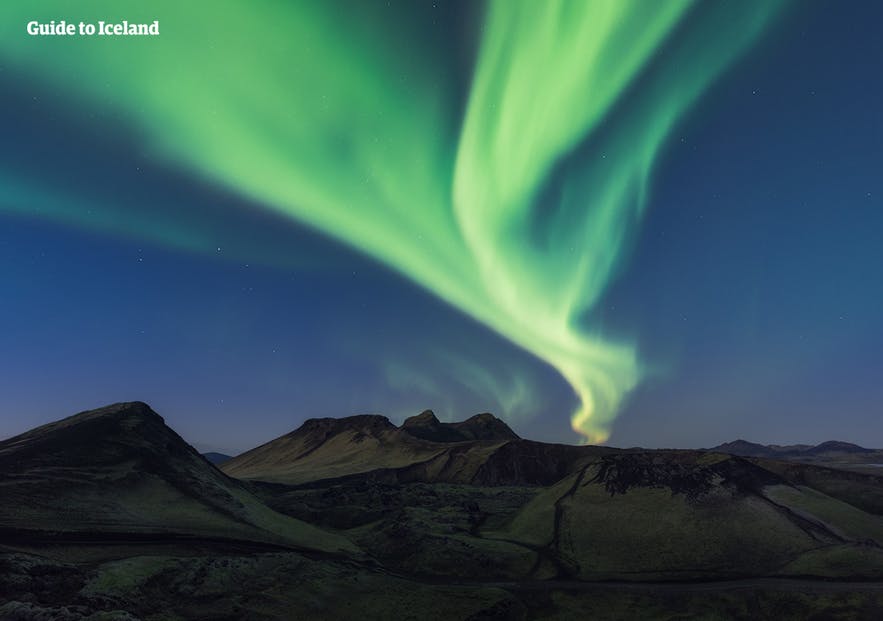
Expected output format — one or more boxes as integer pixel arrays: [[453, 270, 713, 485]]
[[300, 414, 394, 431], [223, 410, 521, 485], [398, 410, 519, 444], [709, 438, 875, 459], [202, 452, 233, 465], [717, 439, 762, 448], [402, 410, 440, 427], [454, 412, 519, 443], [400, 409, 467, 443], [711, 440, 771, 455], [807, 440, 873, 454], [467, 412, 497, 421]]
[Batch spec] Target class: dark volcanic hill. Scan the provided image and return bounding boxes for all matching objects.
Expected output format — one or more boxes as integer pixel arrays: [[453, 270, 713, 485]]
[[4, 403, 883, 620], [0, 402, 356, 555], [401, 410, 519, 443], [221, 410, 610, 486], [221, 413, 448, 484], [220, 410, 521, 485], [217, 411, 883, 582]]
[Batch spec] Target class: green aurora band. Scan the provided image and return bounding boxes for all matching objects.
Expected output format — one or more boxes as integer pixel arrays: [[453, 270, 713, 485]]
[[0, 0, 786, 442]]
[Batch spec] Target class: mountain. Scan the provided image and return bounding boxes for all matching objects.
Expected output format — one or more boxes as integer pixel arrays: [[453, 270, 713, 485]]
[[257, 442, 883, 585], [0, 402, 357, 555], [495, 450, 883, 581], [222, 411, 527, 486], [709, 439, 881, 471], [4, 402, 883, 620], [221, 414, 448, 485], [709, 439, 775, 458], [400, 410, 470, 442], [202, 451, 233, 464], [768, 443, 814, 452], [219, 412, 883, 582], [400, 410, 519, 444], [806, 440, 875, 455]]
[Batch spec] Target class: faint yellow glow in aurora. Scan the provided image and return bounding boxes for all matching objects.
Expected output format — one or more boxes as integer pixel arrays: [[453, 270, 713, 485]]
[[0, 0, 786, 442]]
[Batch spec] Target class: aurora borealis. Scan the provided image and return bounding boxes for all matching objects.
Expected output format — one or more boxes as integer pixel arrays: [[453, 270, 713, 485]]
[[2, 1, 882, 450]]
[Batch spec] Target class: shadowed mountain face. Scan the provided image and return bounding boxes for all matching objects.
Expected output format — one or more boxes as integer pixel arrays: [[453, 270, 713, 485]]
[[221, 414, 446, 485], [217, 409, 883, 585], [3, 403, 883, 620], [401, 410, 520, 443], [222, 410, 529, 486], [0, 402, 356, 555]]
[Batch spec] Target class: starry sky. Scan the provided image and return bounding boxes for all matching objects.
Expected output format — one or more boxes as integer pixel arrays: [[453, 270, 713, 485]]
[[1, 1, 881, 454]]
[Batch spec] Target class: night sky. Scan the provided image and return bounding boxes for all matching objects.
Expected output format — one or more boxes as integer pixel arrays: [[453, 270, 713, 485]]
[[1, 1, 881, 454]]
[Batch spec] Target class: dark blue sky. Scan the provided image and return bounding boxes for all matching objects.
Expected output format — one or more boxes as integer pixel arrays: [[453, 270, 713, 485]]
[[1, 1, 881, 453], [609, 0, 883, 447]]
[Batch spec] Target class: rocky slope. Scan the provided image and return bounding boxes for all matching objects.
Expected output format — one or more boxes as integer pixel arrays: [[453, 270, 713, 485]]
[[3, 402, 883, 620], [401, 410, 520, 443], [0, 402, 357, 555], [221, 413, 449, 484], [222, 410, 536, 485]]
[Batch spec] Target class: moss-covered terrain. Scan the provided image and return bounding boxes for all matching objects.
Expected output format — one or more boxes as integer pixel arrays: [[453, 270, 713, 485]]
[[2, 402, 883, 619]]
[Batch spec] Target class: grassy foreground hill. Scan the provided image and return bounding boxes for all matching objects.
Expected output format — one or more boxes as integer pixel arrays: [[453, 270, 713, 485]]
[[2, 402, 883, 620]]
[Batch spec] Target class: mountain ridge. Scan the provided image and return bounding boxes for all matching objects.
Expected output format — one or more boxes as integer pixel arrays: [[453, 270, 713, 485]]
[[0, 401, 358, 555], [4, 400, 883, 621], [706, 438, 883, 476], [221, 409, 525, 485]]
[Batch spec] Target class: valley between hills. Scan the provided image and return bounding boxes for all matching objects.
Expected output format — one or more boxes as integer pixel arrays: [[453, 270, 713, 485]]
[[2, 402, 883, 620]]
